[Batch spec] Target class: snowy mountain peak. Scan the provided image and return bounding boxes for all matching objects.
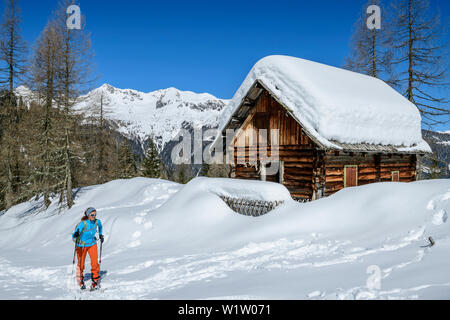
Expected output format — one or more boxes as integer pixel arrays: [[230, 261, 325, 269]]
[[12, 83, 228, 152], [92, 84, 145, 103], [76, 84, 228, 151], [98, 83, 118, 94], [13, 85, 34, 108]]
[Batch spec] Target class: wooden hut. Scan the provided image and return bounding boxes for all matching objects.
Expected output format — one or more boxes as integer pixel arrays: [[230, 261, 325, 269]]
[[213, 56, 431, 201]]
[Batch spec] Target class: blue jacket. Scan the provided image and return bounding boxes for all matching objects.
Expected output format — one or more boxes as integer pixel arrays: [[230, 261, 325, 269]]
[[72, 219, 103, 248]]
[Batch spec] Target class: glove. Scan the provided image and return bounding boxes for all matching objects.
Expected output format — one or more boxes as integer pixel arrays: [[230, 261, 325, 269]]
[[73, 231, 80, 238], [99, 234, 104, 243]]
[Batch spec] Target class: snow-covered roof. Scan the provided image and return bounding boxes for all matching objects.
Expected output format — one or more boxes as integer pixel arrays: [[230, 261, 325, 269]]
[[215, 55, 431, 153]]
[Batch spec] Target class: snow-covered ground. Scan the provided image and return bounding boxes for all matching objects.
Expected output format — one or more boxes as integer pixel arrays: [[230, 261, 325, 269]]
[[0, 177, 449, 300]]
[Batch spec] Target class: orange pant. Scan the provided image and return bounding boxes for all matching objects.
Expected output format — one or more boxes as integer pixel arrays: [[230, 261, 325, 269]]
[[76, 244, 100, 284]]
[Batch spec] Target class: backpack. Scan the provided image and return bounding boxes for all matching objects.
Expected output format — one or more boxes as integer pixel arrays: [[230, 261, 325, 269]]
[[74, 220, 98, 246]]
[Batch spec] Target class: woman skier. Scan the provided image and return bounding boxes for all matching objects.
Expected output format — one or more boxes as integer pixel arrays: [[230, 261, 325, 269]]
[[72, 207, 104, 290]]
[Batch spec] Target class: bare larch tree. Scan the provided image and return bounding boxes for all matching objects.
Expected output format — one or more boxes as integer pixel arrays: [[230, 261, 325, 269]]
[[391, 0, 449, 126]]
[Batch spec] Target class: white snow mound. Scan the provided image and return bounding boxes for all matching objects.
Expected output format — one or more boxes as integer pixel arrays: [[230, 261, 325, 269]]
[[182, 177, 293, 201]]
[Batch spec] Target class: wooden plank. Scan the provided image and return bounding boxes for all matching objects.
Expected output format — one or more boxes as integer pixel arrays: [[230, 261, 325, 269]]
[[359, 167, 378, 174], [233, 147, 313, 153], [359, 180, 377, 186], [380, 162, 412, 168], [379, 172, 412, 180], [279, 156, 314, 162], [287, 187, 313, 194], [235, 171, 258, 176], [284, 162, 314, 169], [284, 167, 313, 176], [280, 145, 315, 151], [325, 163, 374, 169], [283, 174, 313, 182], [379, 166, 412, 173], [283, 180, 313, 187], [235, 167, 258, 173], [399, 171, 414, 178], [358, 173, 377, 181], [325, 176, 344, 183], [325, 184, 344, 193], [325, 169, 345, 176]]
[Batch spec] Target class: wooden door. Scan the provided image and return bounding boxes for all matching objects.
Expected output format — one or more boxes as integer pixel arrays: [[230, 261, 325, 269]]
[[344, 166, 358, 188], [392, 171, 400, 182]]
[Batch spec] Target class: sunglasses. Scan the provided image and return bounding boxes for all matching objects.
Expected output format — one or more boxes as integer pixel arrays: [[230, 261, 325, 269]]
[[89, 213, 97, 217]]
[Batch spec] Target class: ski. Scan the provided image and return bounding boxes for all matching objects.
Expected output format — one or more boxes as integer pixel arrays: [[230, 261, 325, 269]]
[[90, 284, 100, 292]]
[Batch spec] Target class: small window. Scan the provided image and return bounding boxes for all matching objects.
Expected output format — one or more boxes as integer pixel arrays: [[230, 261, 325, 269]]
[[344, 165, 358, 188], [392, 171, 400, 182]]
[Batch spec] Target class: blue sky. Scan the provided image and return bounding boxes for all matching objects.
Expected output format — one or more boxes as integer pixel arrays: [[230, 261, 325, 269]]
[[3, 0, 449, 130]]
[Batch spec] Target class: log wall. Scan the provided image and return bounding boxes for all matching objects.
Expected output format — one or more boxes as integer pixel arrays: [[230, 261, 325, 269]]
[[231, 91, 315, 199], [324, 152, 417, 197], [230, 89, 418, 200]]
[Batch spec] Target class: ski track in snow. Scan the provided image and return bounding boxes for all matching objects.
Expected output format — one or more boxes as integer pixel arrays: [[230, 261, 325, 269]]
[[0, 230, 438, 300], [0, 179, 449, 299]]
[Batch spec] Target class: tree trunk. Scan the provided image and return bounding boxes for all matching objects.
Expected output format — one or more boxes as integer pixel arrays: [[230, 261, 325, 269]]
[[407, 0, 414, 102]]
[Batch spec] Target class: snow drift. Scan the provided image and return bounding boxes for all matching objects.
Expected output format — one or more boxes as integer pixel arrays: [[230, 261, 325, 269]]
[[0, 177, 449, 299]]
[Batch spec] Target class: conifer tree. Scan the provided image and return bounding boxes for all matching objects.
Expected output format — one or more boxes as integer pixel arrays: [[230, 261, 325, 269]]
[[175, 163, 192, 184], [0, 0, 27, 210], [141, 138, 162, 178], [118, 141, 137, 179], [0, 0, 27, 92]]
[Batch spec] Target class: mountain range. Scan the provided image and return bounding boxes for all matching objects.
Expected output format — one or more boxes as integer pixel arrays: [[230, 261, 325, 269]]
[[16, 84, 227, 173], [422, 130, 450, 178], [14, 84, 449, 178], [76, 84, 227, 152]]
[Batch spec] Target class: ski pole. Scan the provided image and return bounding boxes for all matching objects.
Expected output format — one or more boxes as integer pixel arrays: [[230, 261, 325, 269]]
[[71, 236, 80, 278], [99, 239, 103, 266]]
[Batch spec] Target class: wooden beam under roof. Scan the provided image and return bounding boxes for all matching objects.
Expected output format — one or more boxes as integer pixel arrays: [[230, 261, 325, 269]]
[[247, 85, 264, 101]]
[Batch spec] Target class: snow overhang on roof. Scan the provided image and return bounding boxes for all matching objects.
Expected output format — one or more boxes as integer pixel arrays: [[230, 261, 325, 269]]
[[212, 55, 432, 154]]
